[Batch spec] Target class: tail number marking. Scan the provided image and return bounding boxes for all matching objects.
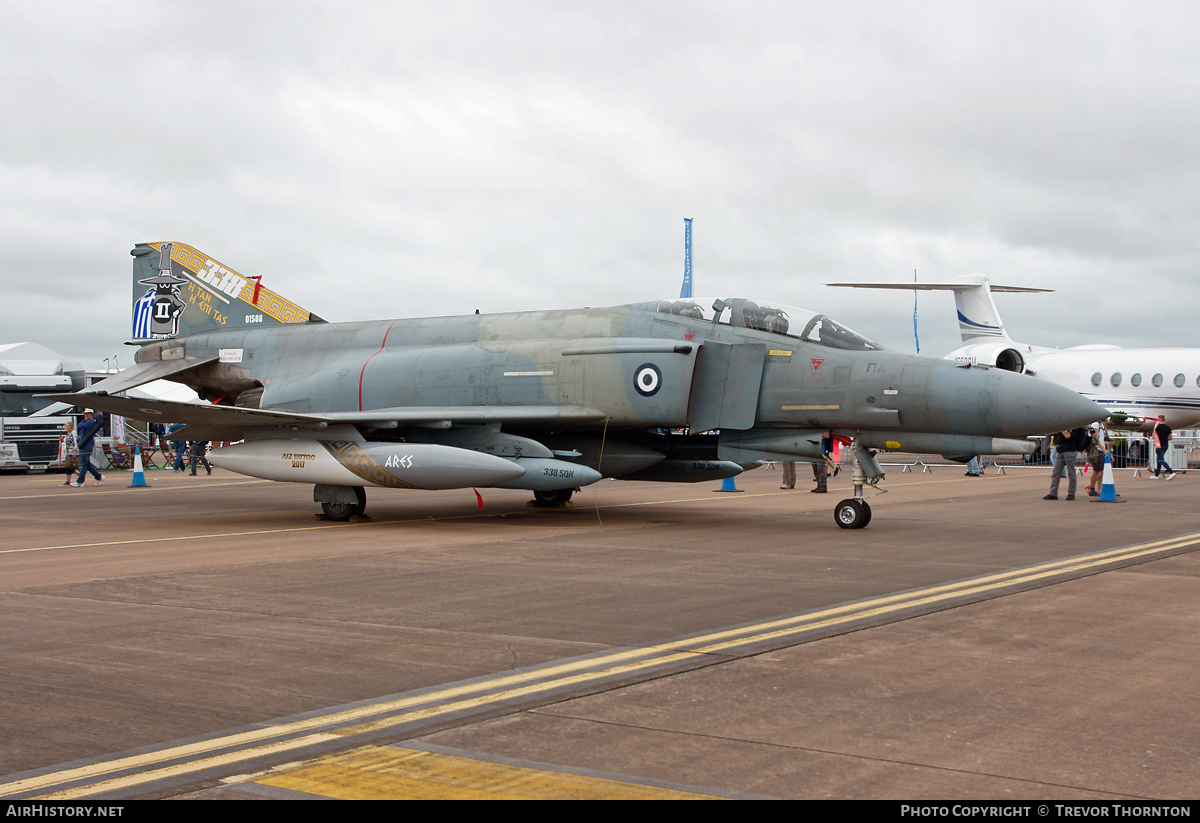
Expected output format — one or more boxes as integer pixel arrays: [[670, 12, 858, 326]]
[[198, 260, 248, 297]]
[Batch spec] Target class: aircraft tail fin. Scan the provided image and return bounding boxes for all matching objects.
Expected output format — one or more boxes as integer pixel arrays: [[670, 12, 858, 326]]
[[828, 276, 1051, 344], [131, 241, 323, 342]]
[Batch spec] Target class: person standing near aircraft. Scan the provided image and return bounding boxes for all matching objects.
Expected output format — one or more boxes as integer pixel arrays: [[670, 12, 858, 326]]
[[965, 455, 982, 477], [1084, 423, 1109, 497], [1151, 419, 1176, 479], [72, 410, 104, 487], [780, 460, 796, 489], [189, 440, 212, 476], [811, 431, 834, 493], [1045, 427, 1087, 501], [58, 420, 77, 487], [169, 423, 188, 472]]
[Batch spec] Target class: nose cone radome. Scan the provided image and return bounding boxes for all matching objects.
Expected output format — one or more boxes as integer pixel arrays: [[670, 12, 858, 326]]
[[996, 372, 1105, 436]]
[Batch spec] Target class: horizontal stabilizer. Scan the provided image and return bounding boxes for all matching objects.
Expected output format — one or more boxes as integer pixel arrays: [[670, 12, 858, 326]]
[[82, 357, 218, 396], [56, 393, 328, 428], [828, 281, 1052, 294], [829, 275, 1048, 344]]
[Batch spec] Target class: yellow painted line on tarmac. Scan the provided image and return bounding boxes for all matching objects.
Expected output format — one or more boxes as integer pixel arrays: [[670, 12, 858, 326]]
[[0, 484, 892, 555], [3, 471, 1014, 554], [685, 530, 1200, 654], [0, 520, 384, 555], [256, 746, 714, 800], [596, 475, 1024, 510], [28, 649, 706, 799], [0, 468, 990, 505], [9, 530, 1199, 800], [0, 472, 1156, 557], [0, 479, 267, 501]]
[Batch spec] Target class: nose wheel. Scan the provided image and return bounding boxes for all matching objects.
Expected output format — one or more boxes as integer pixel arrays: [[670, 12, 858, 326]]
[[834, 498, 872, 529]]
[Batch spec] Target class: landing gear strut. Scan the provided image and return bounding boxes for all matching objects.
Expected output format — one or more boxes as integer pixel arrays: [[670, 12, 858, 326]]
[[833, 438, 885, 530], [531, 488, 574, 507], [321, 486, 366, 521]]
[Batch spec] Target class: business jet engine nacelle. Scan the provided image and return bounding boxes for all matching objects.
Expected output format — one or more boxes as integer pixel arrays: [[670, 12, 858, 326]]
[[947, 342, 1026, 374]]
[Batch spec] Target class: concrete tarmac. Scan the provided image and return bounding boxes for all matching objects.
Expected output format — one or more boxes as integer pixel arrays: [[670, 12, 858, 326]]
[[0, 462, 1196, 799]]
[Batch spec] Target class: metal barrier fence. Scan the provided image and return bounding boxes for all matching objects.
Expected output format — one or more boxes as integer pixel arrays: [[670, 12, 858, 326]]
[[870, 434, 1198, 476]]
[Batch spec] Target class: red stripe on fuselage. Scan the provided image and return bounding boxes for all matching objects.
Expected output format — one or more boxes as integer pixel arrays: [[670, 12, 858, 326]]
[[359, 321, 399, 412]]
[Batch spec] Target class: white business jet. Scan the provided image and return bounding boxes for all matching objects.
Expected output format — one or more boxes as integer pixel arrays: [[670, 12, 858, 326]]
[[829, 275, 1200, 431]]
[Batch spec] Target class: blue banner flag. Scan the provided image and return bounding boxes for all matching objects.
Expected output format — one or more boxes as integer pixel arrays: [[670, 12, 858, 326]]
[[680, 218, 693, 298]]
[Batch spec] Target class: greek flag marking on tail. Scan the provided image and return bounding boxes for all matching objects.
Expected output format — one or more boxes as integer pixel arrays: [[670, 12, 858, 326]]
[[133, 288, 155, 338]]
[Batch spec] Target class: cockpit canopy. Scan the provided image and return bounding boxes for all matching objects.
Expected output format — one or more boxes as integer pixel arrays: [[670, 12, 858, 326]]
[[644, 297, 883, 352]]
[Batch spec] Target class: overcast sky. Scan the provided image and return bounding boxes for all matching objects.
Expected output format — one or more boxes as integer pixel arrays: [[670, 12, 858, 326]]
[[3, 1, 1199, 367]]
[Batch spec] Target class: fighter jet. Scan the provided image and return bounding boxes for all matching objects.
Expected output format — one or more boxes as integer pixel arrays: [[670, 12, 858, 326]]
[[68, 242, 1101, 529]]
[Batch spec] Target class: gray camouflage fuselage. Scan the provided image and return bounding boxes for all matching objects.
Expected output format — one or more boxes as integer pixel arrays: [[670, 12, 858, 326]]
[[133, 300, 1100, 467]]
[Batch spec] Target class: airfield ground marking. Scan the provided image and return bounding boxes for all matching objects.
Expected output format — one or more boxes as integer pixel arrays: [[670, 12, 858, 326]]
[[23, 474, 256, 485], [0, 485, 954, 554], [0, 474, 1154, 556], [3, 466, 1036, 504], [597, 470, 1003, 508], [0, 479, 267, 501], [253, 746, 718, 800], [7, 530, 1199, 800]]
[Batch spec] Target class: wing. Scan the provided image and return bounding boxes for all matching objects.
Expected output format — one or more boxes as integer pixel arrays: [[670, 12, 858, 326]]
[[60, 392, 608, 441]]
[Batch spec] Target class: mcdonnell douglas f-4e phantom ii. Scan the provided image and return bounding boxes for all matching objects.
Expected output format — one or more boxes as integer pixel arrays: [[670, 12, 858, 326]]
[[69, 242, 1101, 529]]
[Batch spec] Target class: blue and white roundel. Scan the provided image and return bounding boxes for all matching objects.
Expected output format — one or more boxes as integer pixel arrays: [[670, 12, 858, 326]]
[[634, 363, 661, 396]]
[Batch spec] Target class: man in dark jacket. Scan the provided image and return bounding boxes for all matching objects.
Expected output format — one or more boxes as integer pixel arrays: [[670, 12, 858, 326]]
[[71, 410, 105, 487], [189, 440, 212, 476], [1151, 419, 1175, 479], [1044, 427, 1088, 501], [168, 423, 188, 472]]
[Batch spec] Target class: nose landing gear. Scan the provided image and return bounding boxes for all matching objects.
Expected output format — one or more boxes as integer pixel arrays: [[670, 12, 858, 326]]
[[833, 438, 886, 529]]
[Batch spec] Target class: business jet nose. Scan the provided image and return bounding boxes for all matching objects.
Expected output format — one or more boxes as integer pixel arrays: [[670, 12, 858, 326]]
[[996, 372, 1104, 435]]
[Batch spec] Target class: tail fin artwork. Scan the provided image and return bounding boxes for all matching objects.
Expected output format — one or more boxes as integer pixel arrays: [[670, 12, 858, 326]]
[[827, 275, 1051, 344], [131, 241, 323, 341]]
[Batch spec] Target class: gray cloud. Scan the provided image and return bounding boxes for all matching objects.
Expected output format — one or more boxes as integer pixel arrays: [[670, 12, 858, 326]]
[[2, 1, 1198, 365]]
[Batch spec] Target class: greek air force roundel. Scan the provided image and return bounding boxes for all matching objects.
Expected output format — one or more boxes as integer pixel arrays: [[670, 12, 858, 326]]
[[634, 363, 662, 396]]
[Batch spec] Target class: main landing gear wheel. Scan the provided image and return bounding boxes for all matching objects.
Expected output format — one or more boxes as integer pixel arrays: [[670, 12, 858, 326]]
[[834, 498, 871, 529], [532, 488, 574, 507], [322, 487, 366, 521]]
